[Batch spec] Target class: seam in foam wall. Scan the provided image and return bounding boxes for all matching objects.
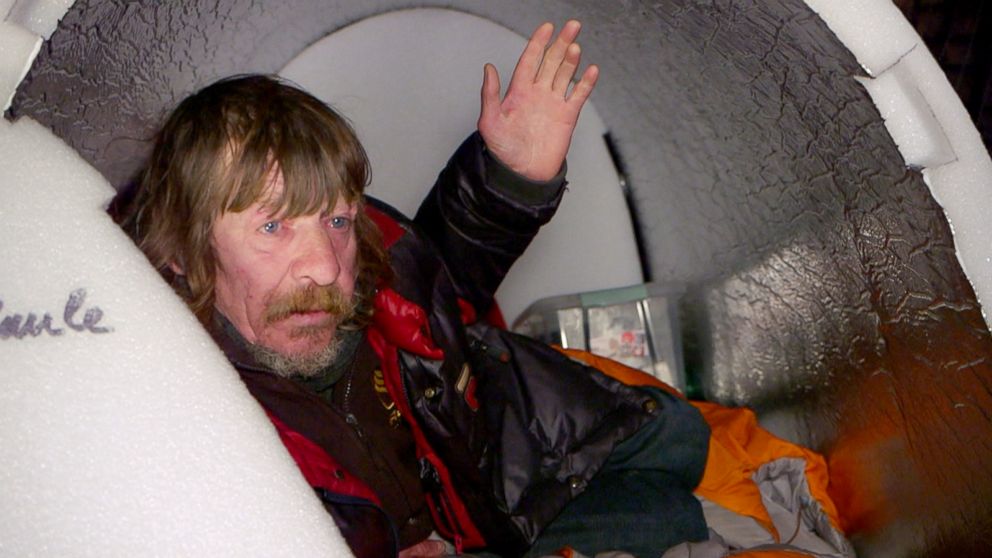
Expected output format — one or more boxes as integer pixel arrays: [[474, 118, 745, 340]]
[[1, 0, 74, 112]]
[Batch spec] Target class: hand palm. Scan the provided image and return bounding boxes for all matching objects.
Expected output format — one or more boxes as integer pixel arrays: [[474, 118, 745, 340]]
[[478, 21, 599, 182]]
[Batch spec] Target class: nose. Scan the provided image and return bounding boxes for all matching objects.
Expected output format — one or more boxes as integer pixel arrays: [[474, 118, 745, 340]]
[[290, 225, 341, 286]]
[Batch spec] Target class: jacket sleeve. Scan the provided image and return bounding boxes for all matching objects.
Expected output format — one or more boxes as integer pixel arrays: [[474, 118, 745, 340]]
[[413, 132, 567, 316]]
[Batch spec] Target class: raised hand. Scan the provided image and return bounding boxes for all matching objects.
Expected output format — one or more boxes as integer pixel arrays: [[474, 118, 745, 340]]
[[477, 20, 599, 182]]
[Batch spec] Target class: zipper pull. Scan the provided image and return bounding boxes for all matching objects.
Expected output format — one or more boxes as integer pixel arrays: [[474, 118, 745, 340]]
[[345, 413, 364, 439]]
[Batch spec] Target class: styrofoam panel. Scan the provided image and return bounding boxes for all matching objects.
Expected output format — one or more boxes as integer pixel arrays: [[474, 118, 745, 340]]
[[855, 60, 955, 169], [0, 0, 18, 19], [7, 0, 75, 38], [0, 21, 40, 111], [0, 117, 352, 556]]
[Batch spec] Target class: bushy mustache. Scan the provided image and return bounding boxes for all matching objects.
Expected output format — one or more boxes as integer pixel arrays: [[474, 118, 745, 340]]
[[263, 285, 353, 325]]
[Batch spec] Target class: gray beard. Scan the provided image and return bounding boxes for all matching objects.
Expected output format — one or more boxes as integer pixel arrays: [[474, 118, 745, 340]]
[[247, 333, 344, 379]]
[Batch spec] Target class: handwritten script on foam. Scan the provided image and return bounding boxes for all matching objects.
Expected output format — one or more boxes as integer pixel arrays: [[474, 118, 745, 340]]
[[0, 289, 112, 339]]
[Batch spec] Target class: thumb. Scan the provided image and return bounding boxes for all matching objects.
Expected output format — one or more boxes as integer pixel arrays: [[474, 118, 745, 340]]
[[478, 63, 501, 129], [398, 539, 448, 558]]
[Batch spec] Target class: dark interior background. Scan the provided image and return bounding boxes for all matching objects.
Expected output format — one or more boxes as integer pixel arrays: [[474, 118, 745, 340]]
[[7, 1, 991, 556]]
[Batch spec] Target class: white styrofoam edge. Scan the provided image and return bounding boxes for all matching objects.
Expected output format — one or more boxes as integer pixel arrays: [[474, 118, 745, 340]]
[[854, 56, 956, 169], [8, 0, 75, 38], [0, 22, 41, 112], [806, 0, 992, 330], [1, 0, 74, 112], [0, 0, 17, 19]]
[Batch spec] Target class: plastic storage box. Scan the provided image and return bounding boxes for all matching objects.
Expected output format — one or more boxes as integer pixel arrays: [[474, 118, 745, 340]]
[[512, 283, 686, 392]]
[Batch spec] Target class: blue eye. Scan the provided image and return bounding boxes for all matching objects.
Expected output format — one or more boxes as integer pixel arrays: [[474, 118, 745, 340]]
[[329, 216, 352, 230], [261, 221, 280, 234]]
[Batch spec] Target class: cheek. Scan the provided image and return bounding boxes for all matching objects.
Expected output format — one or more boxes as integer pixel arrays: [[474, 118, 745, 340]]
[[216, 259, 277, 313], [214, 265, 248, 310], [244, 265, 286, 304]]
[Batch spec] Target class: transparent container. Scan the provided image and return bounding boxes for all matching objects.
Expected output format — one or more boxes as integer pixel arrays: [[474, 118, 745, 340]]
[[512, 283, 686, 393]]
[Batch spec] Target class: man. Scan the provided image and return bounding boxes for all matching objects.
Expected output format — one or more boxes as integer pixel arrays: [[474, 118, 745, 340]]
[[122, 21, 710, 558]]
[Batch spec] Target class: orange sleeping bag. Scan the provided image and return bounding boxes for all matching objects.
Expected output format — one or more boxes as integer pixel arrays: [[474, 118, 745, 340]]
[[557, 348, 852, 558]]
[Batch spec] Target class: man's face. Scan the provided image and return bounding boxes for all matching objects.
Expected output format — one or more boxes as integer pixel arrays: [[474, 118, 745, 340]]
[[211, 170, 359, 367]]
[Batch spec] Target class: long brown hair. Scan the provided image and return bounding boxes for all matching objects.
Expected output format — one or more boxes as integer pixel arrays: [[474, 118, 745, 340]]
[[120, 74, 390, 327]]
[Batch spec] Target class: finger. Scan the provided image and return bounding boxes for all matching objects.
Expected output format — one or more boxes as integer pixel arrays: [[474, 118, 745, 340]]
[[479, 63, 502, 126], [536, 19, 581, 85], [566, 63, 599, 108], [418, 540, 448, 557], [552, 42, 581, 94], [398, 539, 448, 558], [509, 22, 554, 88]]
